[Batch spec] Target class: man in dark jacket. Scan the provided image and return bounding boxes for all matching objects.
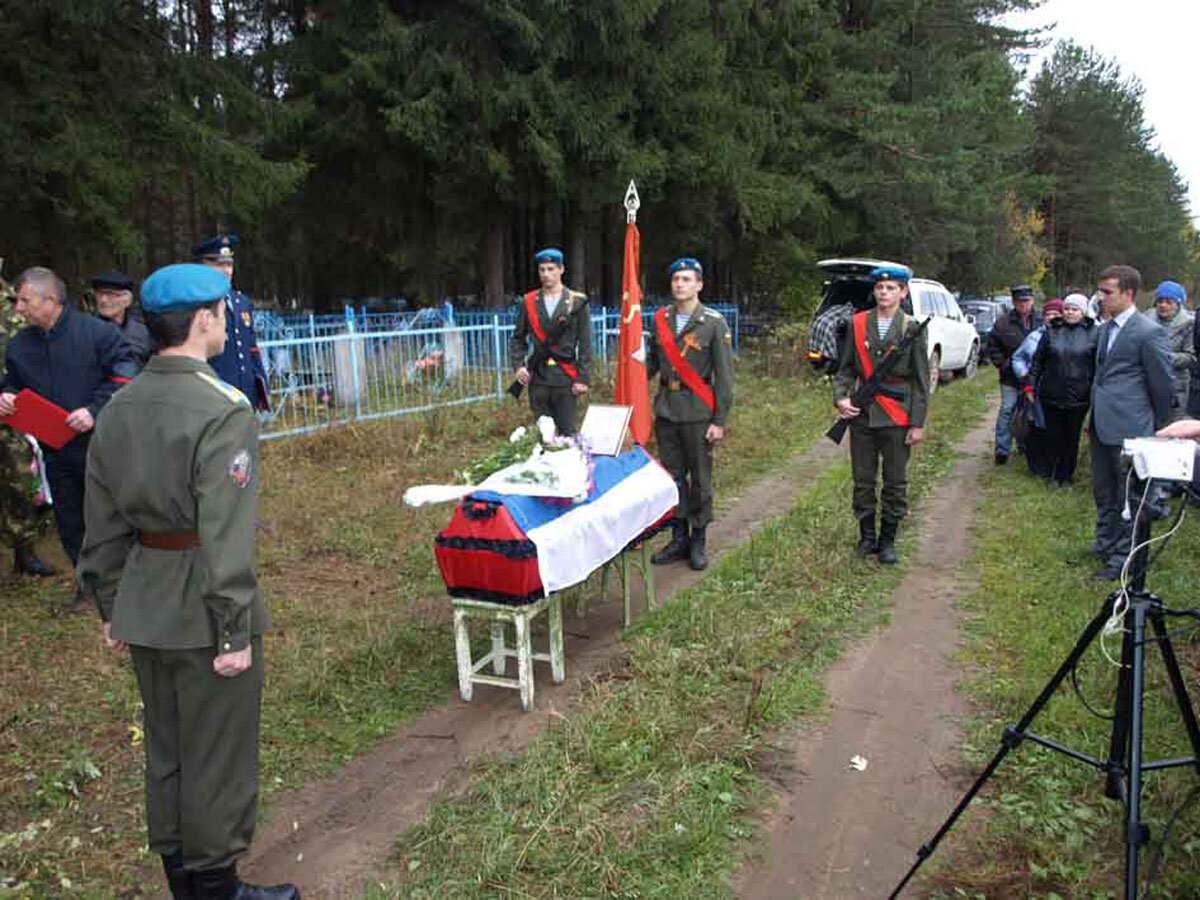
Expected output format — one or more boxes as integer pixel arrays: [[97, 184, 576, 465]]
[[0, 267, 137, 570], [198, 235, 270, 411], [987, 285, 1041, 464], [91, 270, 154, 372]]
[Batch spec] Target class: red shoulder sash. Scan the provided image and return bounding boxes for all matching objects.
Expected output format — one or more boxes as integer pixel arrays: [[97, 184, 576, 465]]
[[524, 289, 578, 380], [852, 311, 910, 427], [654, 307, 715, 411]]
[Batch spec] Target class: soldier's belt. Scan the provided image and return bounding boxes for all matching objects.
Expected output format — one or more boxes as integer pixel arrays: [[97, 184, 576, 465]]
[[661, 377, 685, 392], [140, 530, 201, 550]]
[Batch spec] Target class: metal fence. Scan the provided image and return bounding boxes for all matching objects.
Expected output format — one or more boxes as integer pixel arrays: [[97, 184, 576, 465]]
[[256, 304, 741, 441]]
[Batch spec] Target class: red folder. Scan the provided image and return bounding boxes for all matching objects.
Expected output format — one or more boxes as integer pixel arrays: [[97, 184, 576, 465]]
[[0, 389, 78, 449]]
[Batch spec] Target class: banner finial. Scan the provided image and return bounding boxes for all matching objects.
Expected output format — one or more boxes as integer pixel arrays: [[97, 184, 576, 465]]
[[624, 180, 640, 224]]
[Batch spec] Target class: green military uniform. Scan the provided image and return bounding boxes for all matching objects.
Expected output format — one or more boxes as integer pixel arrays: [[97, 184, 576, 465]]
[[77, 354, 269, 874], [0, 284, 53, 558], [646, 302, 735, 531], [831, 306, 930, 547], [509, 287, 591, 434]]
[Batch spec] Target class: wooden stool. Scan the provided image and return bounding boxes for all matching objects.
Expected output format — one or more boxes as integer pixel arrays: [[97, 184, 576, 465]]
[[452, 595, 564, 711], [577, 540, 658, 627]]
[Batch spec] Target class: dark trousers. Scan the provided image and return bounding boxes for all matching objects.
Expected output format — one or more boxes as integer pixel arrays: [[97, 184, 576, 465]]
[[1043, 404, 1088, 484], [1090, 425, 1133, 568], [849, 422, 910, 525], [130, 638, 264, 871], [43, 440, 88, 565], [1024, 425, 1051, 477], [528, 382, 578, 436], [657, 418, 713, 529]]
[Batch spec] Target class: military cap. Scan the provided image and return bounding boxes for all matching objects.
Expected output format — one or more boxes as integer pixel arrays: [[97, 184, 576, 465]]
[[90, 270, 135, 291], [534, 248, 564, 265], [1011, 284, 1035, 300], [193, 234, 240, 263], [669, 257, 704, 277], [870, 264, 911, 283], [1156, 280, 1186, 305], [141, 264, 231, 314]]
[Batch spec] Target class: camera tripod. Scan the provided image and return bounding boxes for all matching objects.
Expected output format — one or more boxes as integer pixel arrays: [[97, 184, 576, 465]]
[[891, 485, 1200, 899]]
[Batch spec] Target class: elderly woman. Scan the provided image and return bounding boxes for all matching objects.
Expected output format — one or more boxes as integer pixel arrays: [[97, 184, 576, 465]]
[[1029, 293, 1099, 487], [1145, 280, 1194, 420]]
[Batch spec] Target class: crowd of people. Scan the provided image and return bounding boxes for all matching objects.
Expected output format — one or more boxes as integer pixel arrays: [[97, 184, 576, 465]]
[[986, 265, 1190, 580]]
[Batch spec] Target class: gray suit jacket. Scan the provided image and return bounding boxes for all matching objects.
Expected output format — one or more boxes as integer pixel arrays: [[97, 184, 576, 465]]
[[1091, 311, 1173, 445]]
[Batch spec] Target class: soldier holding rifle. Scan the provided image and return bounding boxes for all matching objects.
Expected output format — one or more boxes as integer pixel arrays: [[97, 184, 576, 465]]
[[833, 265, 930, 564], [509, 248, 591, 435]]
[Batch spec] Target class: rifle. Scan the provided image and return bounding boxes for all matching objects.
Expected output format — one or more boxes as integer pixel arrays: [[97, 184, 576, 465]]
[[826, 315, 931, 445], [507, 296, 590, 399]]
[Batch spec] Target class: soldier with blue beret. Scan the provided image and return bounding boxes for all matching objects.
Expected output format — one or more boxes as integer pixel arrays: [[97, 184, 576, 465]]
[[832, 264, 929, 564], [510, 247, 591, 434], [647, 256, 735, 571], [78, 263, 297, 900], [0, 267, 137, 585], [195, 235, 270, 411]]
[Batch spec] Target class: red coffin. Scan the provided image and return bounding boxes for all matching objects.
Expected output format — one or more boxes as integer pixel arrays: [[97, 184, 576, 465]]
[[435, 497, 544, 605]]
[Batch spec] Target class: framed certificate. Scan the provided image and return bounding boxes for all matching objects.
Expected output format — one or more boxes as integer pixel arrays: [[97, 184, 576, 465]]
[[579, 404, 633, 456]]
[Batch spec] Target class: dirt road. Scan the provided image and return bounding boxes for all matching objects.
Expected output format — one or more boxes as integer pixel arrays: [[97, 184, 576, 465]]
[[734, 406, 996, 899], [241, 439, 845, 898]]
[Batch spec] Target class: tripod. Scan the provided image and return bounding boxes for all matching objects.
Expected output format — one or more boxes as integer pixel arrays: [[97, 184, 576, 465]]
[[891, 485, 1200, 899]]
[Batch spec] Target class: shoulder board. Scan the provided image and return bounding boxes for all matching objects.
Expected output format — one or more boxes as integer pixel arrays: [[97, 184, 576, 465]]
[[703, 308, 725, 321], [196, 371, 251, 406], [568, 290, 587, 302]]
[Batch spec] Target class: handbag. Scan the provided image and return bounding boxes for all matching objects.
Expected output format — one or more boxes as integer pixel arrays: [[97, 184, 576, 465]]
[[1010, 393, 1032, 441]]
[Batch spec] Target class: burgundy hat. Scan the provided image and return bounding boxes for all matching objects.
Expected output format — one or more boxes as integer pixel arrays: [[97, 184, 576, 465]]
[[1042, 298, 1065, 316]]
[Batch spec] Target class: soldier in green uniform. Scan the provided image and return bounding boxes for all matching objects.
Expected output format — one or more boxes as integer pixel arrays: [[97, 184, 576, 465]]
[[832, 264, 930, 565], [510, 248, 591, 435], [77, 264, 298, 900], [646, 257, 735, 571], [0, 274, 56, 577]]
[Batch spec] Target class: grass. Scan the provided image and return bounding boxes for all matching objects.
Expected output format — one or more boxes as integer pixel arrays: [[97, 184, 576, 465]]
[[0, 341, 837, 897], [922, 443, 1200, 898], [382, 372, 992, 898]]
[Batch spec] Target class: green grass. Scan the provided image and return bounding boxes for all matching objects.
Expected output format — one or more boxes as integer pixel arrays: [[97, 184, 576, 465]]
[[383, 373, 992, 898], [923, 446, 1200, 898], [0, 345, 838, 897]]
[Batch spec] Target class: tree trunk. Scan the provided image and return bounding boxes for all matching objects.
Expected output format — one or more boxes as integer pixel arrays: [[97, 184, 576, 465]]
[[485, 206, 506, 307], [568, 202, 587, 295]]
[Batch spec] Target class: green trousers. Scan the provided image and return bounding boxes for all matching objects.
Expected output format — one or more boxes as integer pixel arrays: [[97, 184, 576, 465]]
[[849, 422, 910, 525], [656, 418, 713, 529], [130, 637, 264, 871], [528, 381, 578, 435]]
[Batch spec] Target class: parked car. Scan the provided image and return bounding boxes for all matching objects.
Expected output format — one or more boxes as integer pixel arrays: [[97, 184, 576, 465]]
[[806, 258, 980, 389], [958, 298, 1005, 338]]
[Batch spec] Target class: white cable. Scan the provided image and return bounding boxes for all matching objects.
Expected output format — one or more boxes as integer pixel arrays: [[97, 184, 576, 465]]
[[1099, 473, 1188, 668]]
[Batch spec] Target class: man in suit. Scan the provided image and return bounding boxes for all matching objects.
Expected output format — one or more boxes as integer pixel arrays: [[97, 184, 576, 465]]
[[1089, 264, 1174, 580], [197, 235, 270, 411]]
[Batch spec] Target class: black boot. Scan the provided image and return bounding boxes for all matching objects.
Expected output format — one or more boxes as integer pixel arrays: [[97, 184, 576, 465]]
[[162, 851, 194, 900], [877, 520, 898, 565], [651, 520, 690, 565], [193, 864, 300, 900], [854, 515, 877, 557], [14, 544, 56, 577], [688, 526, 708, 571]]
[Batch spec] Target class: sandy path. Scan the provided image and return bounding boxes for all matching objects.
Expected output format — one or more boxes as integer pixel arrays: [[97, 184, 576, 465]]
[[734, 403, 996, 899]]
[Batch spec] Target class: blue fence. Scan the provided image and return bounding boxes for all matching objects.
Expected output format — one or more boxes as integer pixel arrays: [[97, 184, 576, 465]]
[[256, 303, 740, 441]]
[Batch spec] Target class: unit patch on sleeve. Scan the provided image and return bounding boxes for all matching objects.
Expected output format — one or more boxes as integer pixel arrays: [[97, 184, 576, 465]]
[[227, 449, 253, 488]]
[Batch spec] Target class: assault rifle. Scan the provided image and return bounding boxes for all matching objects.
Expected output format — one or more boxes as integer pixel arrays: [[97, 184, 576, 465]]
[[507, 296, 590, 399], [826, 314, 931, 445]]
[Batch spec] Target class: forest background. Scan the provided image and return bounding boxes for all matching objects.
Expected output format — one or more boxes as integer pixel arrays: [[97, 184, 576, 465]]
[[3, 0, 1197, 314]]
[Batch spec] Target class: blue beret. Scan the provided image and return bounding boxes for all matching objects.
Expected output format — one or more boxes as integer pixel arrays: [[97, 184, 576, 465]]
[[192, 234, 239, 262], [871, 264, 911, 283], [141, 264, 231, 314], [1156, 280, 1186, 304], [669, 257, 703, 277], [534, 248, 564, 265]]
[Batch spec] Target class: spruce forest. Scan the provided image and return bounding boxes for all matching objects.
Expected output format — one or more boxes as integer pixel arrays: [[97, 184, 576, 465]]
[[3, 0, 1196, 311]]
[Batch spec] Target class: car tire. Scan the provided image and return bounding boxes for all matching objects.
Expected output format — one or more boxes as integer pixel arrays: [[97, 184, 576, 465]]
[[955, 342, 979, 380], [929, 349, 941, 394]]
